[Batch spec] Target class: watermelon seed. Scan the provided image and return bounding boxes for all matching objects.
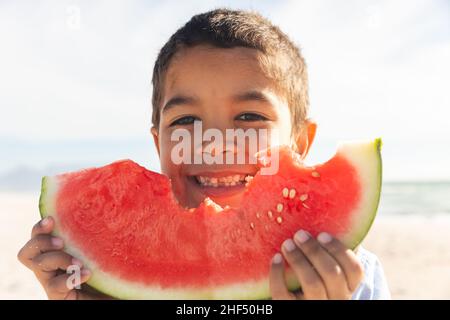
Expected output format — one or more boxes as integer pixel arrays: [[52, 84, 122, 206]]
[[256, 212, 261, 219], [282, 187, 289, 198], [312, 171, 320, 178], [276, 216, 283, 224], [289, 189, 296, 199], [250, 222, 255, 230], [302, 203, 310, 209], [276, 203, 283, 213], [267, 210, 273, 219], [299, 194, 308, 201]]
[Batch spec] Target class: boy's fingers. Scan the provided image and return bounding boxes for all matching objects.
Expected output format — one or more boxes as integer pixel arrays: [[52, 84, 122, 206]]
[[17, 235, 64, 268], [31, 217, 54, 238], [317, 233, 365, 292], [269, 253, 295, 300], [32, 251, 82, 278], [46, 269, 91, 299], [280, 239, 328, 300], [293, 231, 348, 299]]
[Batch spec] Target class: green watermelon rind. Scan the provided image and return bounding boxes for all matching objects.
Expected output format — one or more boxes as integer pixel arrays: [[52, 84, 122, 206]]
[[338, 138, 382, 250], [38, 177, 47, 219], [38, 138, 382, 300]]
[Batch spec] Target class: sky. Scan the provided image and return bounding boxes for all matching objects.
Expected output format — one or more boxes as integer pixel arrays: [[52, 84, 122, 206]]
[[0, 0, 449, 184]]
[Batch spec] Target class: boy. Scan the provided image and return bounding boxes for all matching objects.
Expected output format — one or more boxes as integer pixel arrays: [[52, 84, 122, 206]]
[[18, 9, 390, 299]]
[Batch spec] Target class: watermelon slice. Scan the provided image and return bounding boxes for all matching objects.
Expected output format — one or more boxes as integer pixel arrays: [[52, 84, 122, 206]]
[[39, 139, 382, 299]]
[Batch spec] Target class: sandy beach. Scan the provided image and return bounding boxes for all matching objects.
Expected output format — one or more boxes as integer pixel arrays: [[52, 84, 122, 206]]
[[363, 214, 450, 299], [1, 191, 449, 300]]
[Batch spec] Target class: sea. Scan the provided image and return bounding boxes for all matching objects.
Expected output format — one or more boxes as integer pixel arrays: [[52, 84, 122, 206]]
[[379, 181, 450, 216]]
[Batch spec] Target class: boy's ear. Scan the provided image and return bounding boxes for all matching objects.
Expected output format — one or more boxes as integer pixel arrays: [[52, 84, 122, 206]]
[[151, 127, 161, 157], [293, 119, 317, 159]]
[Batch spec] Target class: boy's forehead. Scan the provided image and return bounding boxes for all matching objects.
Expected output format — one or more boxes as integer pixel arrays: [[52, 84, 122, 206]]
[[165, 45, 273, 93]]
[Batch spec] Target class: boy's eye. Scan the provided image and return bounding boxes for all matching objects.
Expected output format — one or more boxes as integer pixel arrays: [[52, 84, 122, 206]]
[[169, 116, 200, 126], [235, 113, 268, 122]]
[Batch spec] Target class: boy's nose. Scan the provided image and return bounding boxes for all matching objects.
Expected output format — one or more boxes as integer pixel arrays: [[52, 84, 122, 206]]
[[190, 119, 236, 157], [195, 140, 237, 157]]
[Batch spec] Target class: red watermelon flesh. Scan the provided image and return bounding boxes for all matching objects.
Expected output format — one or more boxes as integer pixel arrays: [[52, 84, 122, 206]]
[[39, 139, 382, 299]]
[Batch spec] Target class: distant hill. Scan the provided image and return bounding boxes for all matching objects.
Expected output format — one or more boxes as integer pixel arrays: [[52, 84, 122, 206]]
[[0, 137, 161, 192]]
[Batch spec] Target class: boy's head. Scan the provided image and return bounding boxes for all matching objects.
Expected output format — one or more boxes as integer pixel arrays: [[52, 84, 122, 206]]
[[150, 8, 316, 208]]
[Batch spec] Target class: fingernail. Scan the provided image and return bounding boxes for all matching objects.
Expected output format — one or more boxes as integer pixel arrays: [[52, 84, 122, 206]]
[[294, 230, 310, 244], [282, 239, 296, 252], [81, 268, 91, 277], [272, 253, 283, 264], [317, 232, 333, 244], [72, 258, 83, 267], [40, 217, 50, 227], [51, 237, 63, 247]]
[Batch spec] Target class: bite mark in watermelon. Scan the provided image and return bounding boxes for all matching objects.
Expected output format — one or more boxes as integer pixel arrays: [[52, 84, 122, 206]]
[[39, 139, 382, 299]]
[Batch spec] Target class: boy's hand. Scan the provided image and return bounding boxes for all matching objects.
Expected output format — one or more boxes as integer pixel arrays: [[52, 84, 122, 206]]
[[17, 217, 106, 300], [270, 230, 364, 300]]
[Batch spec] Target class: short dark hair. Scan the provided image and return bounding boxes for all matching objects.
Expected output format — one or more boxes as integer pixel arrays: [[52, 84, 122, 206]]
[[152, 8, 309, 137]]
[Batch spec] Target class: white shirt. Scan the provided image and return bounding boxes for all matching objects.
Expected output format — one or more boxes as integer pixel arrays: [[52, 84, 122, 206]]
[[352, 246, 391, 300]]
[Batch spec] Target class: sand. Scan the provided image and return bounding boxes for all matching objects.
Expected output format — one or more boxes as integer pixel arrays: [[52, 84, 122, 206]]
[[1, 192, 449, 299], [363, 214, 450, 299]]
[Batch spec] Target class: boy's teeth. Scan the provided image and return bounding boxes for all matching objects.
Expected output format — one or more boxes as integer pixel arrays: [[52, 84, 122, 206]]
[[196, 174, 251, 187]]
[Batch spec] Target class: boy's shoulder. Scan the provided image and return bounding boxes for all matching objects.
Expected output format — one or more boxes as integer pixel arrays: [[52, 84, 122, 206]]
[[352, 246, 391, 300]]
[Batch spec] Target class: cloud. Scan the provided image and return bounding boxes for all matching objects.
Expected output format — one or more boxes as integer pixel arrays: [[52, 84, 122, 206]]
[[268, 0, 450, 138], [267, 0, 450, 179], [0, 0, 224, 139]]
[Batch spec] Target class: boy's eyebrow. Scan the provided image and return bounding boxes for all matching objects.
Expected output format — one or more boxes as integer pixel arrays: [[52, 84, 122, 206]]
[[232, 90, 275, 106], [162, 95, 199, 113], [162, 90, 275, 113]]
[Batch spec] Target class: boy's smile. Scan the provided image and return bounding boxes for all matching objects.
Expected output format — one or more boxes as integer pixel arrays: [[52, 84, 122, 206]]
[[152, 45, 308, 209], [187, 169, 255, 201]]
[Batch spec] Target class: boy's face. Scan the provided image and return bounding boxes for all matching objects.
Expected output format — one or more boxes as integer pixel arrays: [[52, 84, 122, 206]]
[[152, 45, 315, 208]]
